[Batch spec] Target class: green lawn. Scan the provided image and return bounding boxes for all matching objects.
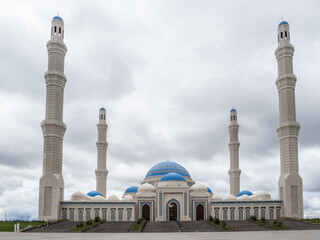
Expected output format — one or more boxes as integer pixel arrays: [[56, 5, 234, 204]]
[[304, 219, 320, 224], [0, 221, 45, 232]]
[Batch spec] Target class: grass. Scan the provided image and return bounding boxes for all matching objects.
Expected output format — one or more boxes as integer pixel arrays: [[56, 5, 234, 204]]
[[130, 218, 146, 232], [0, 221, 45, 232], [207, 217, 231, 231], [72, 219, 103, 232], [304, 219, 320, 224]]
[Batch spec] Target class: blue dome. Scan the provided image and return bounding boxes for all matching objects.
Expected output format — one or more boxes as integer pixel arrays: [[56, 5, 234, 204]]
[[279, 21, 288, 26], [146, 161, 191, 178], [207, 187, 212, 193], [100, 107, 106, 111], [53, 16, 63, 22], [230, 108, 236, 112], [124, 186, 139, 194], [87, 191, 103, 197], [160, 173, 186, 182], [237, 190, 253, 197]]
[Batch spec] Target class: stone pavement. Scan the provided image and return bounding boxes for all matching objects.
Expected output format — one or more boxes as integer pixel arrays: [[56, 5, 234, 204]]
[[1, 230, 320, 240]]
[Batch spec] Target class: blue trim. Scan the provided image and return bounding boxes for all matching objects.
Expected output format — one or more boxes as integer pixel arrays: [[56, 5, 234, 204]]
[[166, 199, 181, 221], [279, 21, 288, 26], [53, 16, 63, 22], [210, 200, 283, 205], [159, 192, 163, 216], [60, 201, 135, 205]]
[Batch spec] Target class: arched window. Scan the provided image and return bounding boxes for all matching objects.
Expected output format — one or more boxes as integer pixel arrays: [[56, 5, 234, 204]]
[[79, 210, 83, 221], [102, 210, 107, 220], [215, 210, 219, 219], [254, 209, 258, 219], [86, 210, 91, 221], [95, 210, 99, 218], [62, 210, 67, 220], [261, 209, 265, 219], [230, 209, 235, 220], [281, 32, 283, 39], [119, 210, 123, 221], [70, 210, 74, 221], [127, 210, 132, 221], [239, 210, 243, 220], [246, 209, 250, 219], [269, 209, 274, 220], [276, 208, 281, 219], [111, 210, 116, 221], [223, 210, 227, 220]]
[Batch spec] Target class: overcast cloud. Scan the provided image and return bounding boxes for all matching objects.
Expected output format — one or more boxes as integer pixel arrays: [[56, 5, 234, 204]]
[[1, 0, 320, 220]]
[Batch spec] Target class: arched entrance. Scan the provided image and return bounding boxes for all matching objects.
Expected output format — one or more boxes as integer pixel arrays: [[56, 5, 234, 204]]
[[142, 204, 150, 221], [169, 202, 178, 221], [196, 204, 204, 220]]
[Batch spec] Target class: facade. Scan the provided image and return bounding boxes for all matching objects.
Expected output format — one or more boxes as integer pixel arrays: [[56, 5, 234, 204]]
[[39, 17, 303, 222]]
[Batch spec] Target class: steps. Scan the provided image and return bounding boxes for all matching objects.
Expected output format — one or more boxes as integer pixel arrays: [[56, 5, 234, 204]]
[[25, 221, 81, 232], [85, 221, 134, 233], [224, 220, 274, 231], [142, 221, 181, 232], [178, 220, 221, 232], [279, 218, 320, 230]]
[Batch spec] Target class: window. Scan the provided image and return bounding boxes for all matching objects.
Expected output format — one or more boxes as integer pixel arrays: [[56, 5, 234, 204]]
[[111, 210, 116, 221], [223, 210, 227, 220], [54, 26, 57, 33], [70, 210, 74, 221], [62, 210, 67, 220], [285, 31, 287, 38], [95, 210, 99, 218], [276, 209, 281, 219], [119, 210, 123, 221], [102, 210, 107, 220], [239, 210, 243, 220], [215, 210, 219, 219], [86, 210, 91, 221], [79, 211, 83, 221], [127, 210, 132, 221], [261, 209, 265, 219], [280, 32, 283, 39], [59, 27, 61, 34], [254, 209, 258, 219], [269, 209, 274, 220], [230, 209, 235, 220], [246, 209, 250, 219]]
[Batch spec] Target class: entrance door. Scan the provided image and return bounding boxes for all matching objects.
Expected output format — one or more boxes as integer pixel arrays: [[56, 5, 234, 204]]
[[196, 204, 204, 220], [169, 202, 178, 221], [142, 204, 150, 221]]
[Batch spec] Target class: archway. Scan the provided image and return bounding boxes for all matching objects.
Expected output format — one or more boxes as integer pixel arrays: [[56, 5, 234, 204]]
[[196, 204, 204, 220], [142, 204, 150, 221], [169, 202, 178, 221]]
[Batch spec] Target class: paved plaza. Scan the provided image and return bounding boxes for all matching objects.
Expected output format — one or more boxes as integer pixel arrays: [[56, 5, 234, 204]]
[[1, 230, 320, 240]]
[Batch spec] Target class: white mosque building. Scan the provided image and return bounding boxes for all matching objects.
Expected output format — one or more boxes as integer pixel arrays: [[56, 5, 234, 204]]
[[38, 16, 303, 222]]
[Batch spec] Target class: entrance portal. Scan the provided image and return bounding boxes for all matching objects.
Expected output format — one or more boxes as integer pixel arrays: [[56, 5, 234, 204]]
[[142, 204, 150, 221], [196, 204, 204, 220], [169, 202, 178, 221]]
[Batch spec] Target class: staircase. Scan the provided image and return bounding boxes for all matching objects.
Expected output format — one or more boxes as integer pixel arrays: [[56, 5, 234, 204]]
[[25, 221, 81, 232], [85, 221, 134, 233], [225, 220, 274, 231], [142, 221, 181, 232], [279, 218, 320, 230], [178, 220, 221, 232]]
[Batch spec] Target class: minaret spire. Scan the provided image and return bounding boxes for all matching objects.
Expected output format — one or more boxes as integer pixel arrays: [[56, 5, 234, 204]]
[[275, 20, 303, 218], [95, 107, 108, 197], [228, 108, 241, 196], [39, 15, 67, 221]]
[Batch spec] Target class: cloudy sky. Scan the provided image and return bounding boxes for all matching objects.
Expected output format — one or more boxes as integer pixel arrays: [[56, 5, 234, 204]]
[[0, 0, 320, 220]]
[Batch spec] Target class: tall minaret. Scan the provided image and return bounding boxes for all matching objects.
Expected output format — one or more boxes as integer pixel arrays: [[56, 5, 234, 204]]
[[95, 107, 108, 197], [39, 16, 67, 221], [228, 109, 241, 196], [275, 20, 303, 218]]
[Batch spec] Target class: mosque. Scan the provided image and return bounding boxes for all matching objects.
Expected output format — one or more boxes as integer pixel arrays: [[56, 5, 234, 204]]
[[38, 16, 304, 222]]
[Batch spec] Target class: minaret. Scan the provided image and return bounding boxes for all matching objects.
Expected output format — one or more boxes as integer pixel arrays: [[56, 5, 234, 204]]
[[228, 109, 241, 196], [95, 107, 108, 197], [39, 16, 67, 221], [275, 20, 303, 218]]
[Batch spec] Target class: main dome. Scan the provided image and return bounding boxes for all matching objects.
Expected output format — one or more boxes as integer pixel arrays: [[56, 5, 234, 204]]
[[145, 161, 191, 178]]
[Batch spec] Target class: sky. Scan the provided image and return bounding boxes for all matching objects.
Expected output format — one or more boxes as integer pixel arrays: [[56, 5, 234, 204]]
[[0, 0, 320, 220]]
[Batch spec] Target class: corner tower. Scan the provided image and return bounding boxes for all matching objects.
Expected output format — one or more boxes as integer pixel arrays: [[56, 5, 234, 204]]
[[275, 20, 303, 218], [95, 107, 108, 197], [39, 16, 67, 221], [228, 109, 241, 196]]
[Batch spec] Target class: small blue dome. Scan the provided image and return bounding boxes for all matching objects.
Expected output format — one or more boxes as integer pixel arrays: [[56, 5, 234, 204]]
[[53, 16, 63, 22], [279, 21, 288, 27], [124, 186, 139, 194], [87, 191, 103, 197], [207, 187, 212, 193], [237, 190, 253, 197], [230, 108, 236, 112], [160, 172, 186, 182], [146, 161, 191, 178], [100, 107, 106, 111]]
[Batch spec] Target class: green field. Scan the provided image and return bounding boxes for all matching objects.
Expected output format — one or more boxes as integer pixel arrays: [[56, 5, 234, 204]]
[[304, 219, 320, 224], [0, 221, 45, 232]]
